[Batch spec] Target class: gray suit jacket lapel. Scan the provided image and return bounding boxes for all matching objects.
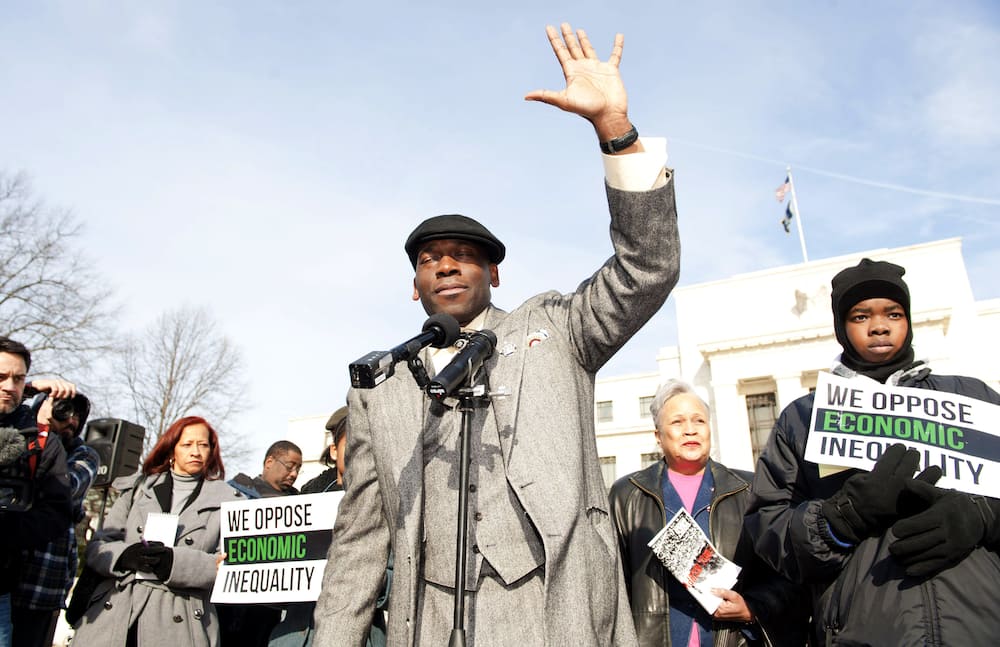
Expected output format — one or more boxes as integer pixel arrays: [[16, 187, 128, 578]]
[[482, 306, 525, 467]]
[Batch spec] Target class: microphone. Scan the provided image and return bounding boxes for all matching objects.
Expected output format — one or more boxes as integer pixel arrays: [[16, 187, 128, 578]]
[[427, 330, 497, 400], [350, 314, 461, 388], [0, 427, 27, 467], [1, 426, 35, 512]]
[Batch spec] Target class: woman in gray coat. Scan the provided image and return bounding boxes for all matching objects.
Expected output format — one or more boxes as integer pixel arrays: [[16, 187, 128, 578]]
[[72, 416, 242, 647]]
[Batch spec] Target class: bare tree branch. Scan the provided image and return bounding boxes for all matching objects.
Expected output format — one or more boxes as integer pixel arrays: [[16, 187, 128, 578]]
[[0, 170, 117, 378], [117, 306, 253, 466]]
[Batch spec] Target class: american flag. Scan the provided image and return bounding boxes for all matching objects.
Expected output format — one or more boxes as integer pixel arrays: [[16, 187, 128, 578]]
[[775, 175, 791, 202]]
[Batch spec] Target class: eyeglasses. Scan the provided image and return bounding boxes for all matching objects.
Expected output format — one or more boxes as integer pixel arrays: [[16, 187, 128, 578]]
[[273, 456, 301, 474]]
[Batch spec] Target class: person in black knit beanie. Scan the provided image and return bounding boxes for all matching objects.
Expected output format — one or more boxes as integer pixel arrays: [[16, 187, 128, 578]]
[[746, 257, 1000, 645]]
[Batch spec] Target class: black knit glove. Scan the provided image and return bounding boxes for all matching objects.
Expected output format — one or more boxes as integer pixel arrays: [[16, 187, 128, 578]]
[[116, 541, 161, 572], [115, 541, 173, 580], [143, 543, 174, 581], [820, 444, 936, 545], [889, 481, 1000, 577]]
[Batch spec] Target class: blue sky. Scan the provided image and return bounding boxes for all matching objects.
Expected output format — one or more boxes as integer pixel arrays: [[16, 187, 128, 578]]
[[3, 2, 998, 472]]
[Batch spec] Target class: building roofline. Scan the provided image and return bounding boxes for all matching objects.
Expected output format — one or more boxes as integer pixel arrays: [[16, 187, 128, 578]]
[[674, 237, 963, 294]]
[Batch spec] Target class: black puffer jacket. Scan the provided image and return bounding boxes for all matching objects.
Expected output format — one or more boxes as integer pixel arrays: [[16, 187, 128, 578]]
[[746, 368, 1000, 646], [610, 459, 809, 647]]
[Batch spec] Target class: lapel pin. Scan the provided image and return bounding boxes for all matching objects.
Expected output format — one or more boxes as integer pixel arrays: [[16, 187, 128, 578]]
[[527, 328, 550, 347]]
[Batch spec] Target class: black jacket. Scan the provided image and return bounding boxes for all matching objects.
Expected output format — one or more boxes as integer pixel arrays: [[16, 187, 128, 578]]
[[610, 459, 808, 647], [0, 404, 72, 593], [746, 369, 1000, 646], [300, 467, 342, 494], [228, 472, 298, 498]]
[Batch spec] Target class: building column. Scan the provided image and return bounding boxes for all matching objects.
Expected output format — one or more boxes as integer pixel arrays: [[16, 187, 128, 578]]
[[711, 381, 755, 471], [775, 374, 807, 411]]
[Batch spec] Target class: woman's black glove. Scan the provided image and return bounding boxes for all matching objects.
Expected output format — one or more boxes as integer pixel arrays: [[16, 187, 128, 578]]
[[143, 542, 174, 581], [115, 541, 174, 580], [820, 444, 939, 545], [889, 481, 1000, 577], [116, 542, 158, 572]]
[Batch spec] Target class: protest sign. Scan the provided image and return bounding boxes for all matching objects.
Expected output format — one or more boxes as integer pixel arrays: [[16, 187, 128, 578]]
[[805, 372, 1000, 497], [647, 508, 740, 614], [211, 491, 342, 604]]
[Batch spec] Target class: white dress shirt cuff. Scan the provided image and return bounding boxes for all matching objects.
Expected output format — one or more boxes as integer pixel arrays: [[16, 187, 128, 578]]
[[602, 136, 669, 191]]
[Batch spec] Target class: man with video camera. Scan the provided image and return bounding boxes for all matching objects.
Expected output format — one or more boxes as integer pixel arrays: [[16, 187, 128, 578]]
[[0, 337, 73, 647], [12, 385, 97, 647]]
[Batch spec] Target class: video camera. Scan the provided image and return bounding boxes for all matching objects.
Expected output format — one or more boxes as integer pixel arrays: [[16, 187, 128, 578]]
[[2, 385, 144, 512], [23, 388, 91, 440], [23, 391, 146, 489]]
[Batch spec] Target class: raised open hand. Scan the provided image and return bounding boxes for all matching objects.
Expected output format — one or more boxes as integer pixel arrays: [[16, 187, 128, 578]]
[[525, 23, 632, 142]]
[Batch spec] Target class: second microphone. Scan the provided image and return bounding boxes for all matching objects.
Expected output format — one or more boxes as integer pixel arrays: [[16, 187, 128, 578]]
[[427, 329, 497, 400]]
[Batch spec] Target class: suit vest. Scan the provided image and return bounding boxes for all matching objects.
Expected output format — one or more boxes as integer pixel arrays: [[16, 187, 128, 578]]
[[421, 391, 544, 590]]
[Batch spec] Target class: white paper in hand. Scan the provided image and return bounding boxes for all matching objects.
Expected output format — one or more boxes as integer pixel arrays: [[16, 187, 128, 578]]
[[136, 512, 179, 580], [647, 508, 741, 614]]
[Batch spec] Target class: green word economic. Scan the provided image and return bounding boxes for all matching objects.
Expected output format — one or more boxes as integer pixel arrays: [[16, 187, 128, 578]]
[[819, 410, 965, 451], [226, 534, 307, 564]]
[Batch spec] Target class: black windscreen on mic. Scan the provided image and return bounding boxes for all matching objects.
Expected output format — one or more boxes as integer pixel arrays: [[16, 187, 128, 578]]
[[422, 313, 463, 349], [0, 426, 34, 512], [349, 314, 462, 388], [0, 427, 27, 467], [427, 329, 497, 400]]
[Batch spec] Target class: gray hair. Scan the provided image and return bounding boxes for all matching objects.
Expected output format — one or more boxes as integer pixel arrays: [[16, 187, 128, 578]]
[[650, 379, 710, 429]]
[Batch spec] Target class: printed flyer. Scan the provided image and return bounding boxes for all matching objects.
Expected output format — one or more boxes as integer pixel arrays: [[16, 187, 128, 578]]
[[648, 508, 741, 614]]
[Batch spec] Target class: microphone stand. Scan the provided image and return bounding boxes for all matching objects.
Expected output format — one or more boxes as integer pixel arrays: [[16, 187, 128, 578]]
[[406, 336, 500, 646], [446, 377, 492, 647], [406, 356, 431, 390]]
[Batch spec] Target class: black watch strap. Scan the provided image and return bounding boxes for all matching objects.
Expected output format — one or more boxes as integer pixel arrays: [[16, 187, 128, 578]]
[[599, 124, 638, 154]]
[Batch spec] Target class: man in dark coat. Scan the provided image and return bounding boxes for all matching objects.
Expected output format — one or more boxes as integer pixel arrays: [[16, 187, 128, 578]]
[[0, 337, 73, 646], [12, 390, 98, 647], [229, 440, 303, 498], [745, 258, 1000, 645]]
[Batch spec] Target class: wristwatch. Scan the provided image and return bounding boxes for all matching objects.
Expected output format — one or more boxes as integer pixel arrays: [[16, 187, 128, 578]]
[[600, 124, 638, 154]]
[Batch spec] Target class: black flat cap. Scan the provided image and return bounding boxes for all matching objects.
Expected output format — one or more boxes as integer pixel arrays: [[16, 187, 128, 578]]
[[404, 214, 505, 268]]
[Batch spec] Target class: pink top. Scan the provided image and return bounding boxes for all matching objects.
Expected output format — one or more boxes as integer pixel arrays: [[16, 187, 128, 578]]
[[667, 468, 705, 513], [667, 468, 706, 647]]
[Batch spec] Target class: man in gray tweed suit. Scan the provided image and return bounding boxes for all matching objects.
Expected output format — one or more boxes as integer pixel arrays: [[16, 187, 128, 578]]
[[314, 22, 680, 646]]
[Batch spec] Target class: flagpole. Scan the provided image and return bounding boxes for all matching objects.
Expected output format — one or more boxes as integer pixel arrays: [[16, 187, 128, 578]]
[[786, 166, 809, 262]]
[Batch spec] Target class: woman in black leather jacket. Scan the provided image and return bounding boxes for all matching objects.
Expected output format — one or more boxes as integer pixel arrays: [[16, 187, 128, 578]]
[[609, 380, 808, 647]]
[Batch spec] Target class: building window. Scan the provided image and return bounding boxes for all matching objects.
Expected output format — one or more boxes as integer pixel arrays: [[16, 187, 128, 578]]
[[639, 396, 655, 419], [599, 456, 617, 489], [596, 400, 613, 423], [641, 452, 662, 469], [746, 392, 779, 463]]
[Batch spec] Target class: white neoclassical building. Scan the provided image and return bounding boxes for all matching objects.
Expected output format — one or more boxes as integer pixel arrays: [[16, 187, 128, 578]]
[[595, 237, 1000, 486], [287, 238, 999, 489]]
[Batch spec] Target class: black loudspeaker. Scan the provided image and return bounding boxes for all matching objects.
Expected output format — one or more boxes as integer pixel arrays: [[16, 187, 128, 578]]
[[84, 418, 146, 488]]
